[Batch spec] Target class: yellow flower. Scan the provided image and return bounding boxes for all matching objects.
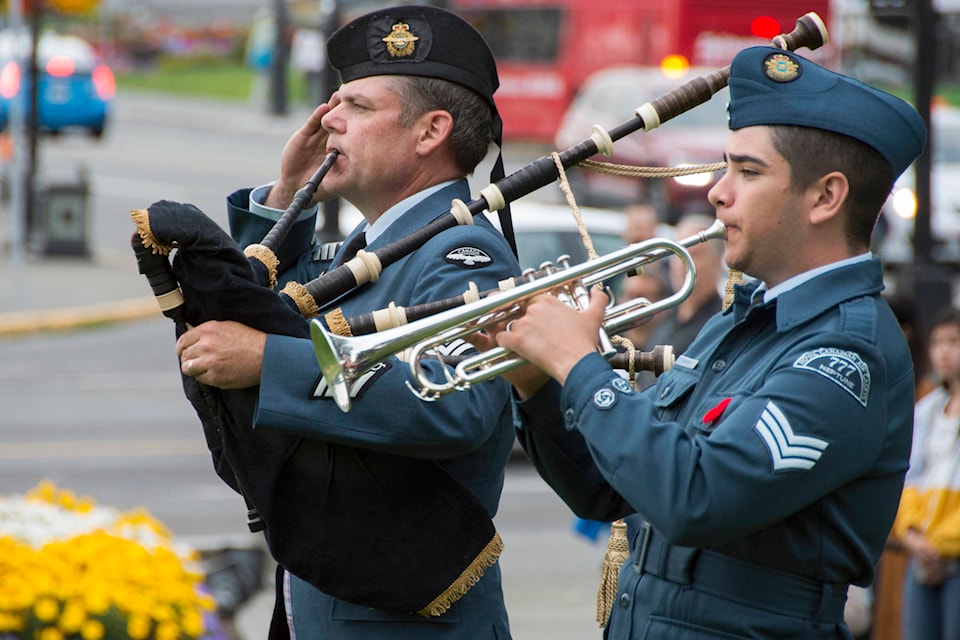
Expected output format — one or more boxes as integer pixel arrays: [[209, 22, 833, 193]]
[[29, 480, 57, 502], [0, 611, 24, 632], [180, 610, 205, 636], [81, 587, 111, 617], [57, 600, 87, 634], [3, 482, 216, 640], [80, 618, 105, 640], [126, 613, 152, 640], [38, 626, 65, 640], [156, 620, 181, 640], [33, 595, 60, 622]]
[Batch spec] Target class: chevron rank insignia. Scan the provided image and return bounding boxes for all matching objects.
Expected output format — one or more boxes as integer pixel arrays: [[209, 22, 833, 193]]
[[445, 247, 492, 269], [793, 348, 870, 407], [754, 400, 828, 472], [312, 362, 391, 401]]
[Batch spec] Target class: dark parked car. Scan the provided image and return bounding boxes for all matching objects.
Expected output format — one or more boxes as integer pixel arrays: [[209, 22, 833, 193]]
[[0, 30, 115, 138], [554, 65, 729, 224]]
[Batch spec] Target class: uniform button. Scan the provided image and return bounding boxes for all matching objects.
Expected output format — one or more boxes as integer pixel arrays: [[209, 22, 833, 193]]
[[564, 408, 576, 425], [619, 593, 631, 607], [658, 386, 671, 399], [711, 359, 726, 372]]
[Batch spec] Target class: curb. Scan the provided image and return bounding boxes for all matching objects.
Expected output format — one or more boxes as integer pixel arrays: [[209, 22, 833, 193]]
[[0, 296, 161, 338]]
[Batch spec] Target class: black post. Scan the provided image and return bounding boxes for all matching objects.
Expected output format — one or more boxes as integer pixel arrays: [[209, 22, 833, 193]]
[[24, 0, 42, 246], [912, 0, 935, 265], [268, 0, 289, 116], [902, 0, 952, 338], [317, 0, 342, 244]]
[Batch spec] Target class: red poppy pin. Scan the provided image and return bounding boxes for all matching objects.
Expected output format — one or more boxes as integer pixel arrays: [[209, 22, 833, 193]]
[[702, 397, 732, 424]]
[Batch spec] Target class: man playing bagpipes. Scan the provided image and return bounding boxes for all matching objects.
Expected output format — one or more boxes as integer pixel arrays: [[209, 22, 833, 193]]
[[137, 5, 521, 639]]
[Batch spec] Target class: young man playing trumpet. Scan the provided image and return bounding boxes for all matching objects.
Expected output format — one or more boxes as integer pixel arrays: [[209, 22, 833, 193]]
[[485, 46, 926, 639]]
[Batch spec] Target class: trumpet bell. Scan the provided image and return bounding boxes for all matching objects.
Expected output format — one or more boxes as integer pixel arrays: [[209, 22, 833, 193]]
[[311, 319, 354, 412]]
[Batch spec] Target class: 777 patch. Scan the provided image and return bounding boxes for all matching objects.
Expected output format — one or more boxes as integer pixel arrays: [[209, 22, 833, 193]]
[[793, 348, 870, 407]]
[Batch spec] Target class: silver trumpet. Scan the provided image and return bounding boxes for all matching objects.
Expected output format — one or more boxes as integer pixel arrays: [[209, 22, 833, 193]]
[[310, 219, 726, 412]]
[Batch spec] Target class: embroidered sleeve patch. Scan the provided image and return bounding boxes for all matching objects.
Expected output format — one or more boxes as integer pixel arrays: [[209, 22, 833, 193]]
[[592, 388, 617, 409], [755, 400, 829, 471], [444, 247, 492, 269], [793, 348, 870, 407], [312, 361, 391, 401], [431, 338, 475, 358]]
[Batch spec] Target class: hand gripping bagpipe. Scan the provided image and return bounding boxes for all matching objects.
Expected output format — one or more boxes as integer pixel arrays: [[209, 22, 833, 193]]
[[130, 11, 826, 618]]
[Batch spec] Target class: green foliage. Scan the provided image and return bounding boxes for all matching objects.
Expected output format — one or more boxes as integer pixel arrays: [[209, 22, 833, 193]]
[[115, 56, 308, 103], [115, 57, 256, 101]]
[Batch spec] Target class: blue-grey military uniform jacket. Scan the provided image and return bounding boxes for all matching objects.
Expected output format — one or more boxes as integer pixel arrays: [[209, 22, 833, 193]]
[[516, 256, 913, 639], [228, 180, 519, 639]]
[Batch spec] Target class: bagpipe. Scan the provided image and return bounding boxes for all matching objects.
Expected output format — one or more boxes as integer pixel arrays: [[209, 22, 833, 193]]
[[130, 158, 502, 618], [130, 10, 827, 619]]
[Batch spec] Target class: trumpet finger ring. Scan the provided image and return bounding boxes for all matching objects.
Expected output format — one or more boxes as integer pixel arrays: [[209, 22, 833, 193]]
[[187, 360, 196, 376]]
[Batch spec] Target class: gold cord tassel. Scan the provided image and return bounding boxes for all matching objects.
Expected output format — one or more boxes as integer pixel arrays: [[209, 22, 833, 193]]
[[596, 519, 629, 627], [324, 308, 353, 337], [722, 268, 744, 310], [243, 243, 281, 289], [279, 280, 319, 319]]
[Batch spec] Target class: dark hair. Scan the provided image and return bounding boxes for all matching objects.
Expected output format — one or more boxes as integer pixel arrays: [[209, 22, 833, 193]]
[[930, 306, 960, 334], [391, 76, 494, 175], [768, 126, 894, 250]]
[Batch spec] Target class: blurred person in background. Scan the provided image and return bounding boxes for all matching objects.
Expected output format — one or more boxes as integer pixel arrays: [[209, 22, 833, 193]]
[[642, 212, 725, 356], [622, 202, 661, 244], [622, 201, 671, 286], [892, 307, 960, 640], [616, 271, 671, 350]]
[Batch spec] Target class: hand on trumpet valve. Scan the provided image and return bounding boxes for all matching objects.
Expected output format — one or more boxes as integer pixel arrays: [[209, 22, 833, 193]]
[[463, 320, 551, 401], [494, 288, 609, 389]]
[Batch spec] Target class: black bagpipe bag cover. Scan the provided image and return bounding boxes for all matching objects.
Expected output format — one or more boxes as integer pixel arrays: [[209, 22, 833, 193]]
[[138, 200, 500, 616]]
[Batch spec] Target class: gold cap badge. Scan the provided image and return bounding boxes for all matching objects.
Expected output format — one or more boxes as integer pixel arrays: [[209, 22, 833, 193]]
[[382, 22, 420, 58], [763, 53, 801, 83]]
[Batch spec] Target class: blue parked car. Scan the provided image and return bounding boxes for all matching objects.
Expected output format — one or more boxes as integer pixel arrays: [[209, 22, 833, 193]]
[[0, 30, 115, 139]]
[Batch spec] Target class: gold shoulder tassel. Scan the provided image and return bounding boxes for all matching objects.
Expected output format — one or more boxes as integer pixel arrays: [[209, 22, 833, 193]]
[[417, 532, 504, 617], [596, 519, 629, 627]]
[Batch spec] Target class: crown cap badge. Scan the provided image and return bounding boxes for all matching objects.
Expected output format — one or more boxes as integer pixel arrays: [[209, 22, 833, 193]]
[[382, 22, 420, 57], [763, 53, 801, 83]]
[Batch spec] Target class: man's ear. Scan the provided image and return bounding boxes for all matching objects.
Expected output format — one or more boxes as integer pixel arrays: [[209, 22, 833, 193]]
[[416, 110, 454, 156], [808, 171, 849, 226]]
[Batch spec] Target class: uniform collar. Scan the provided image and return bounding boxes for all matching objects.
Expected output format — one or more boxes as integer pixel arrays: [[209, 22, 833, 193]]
[[364, 179, 458, 244], [360, 179, 471, 250], [729, 254, 885, 330]]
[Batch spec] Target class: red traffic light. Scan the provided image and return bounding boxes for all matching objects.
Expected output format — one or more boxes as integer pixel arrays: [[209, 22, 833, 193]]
[[750, 16, 782, 39]]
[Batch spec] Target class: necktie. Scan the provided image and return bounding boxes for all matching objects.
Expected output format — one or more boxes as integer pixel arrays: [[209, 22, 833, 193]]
[[339, 232, 366, 263]]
